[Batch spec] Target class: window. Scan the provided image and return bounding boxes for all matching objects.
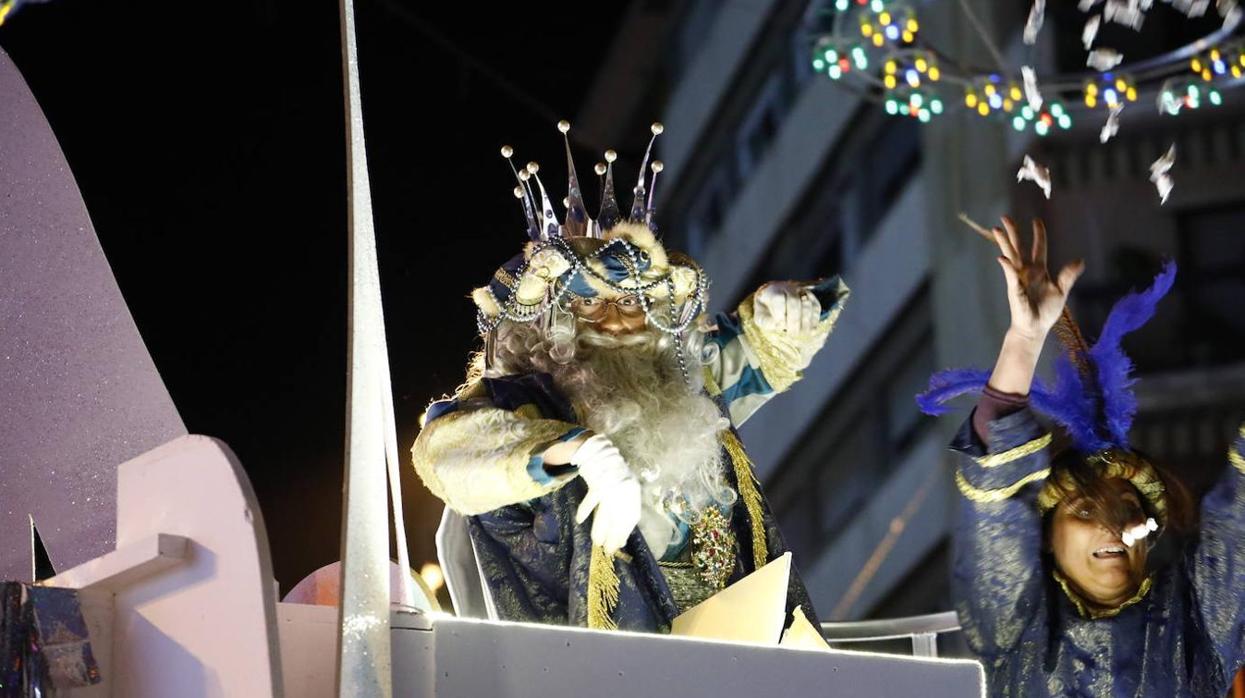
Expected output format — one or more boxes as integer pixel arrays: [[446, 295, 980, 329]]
[[767, 284, 934, 563]]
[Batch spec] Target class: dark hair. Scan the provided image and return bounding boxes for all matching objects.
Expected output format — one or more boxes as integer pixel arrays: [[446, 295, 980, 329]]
[[1044, 448, 1196, 537]]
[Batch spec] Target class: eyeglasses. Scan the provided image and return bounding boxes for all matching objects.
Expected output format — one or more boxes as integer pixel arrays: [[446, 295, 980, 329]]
[[569, 295, 646, 321]]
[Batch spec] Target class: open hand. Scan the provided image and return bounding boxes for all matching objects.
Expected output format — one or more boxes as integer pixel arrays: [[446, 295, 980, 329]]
[[992, 217, 1085, 342]]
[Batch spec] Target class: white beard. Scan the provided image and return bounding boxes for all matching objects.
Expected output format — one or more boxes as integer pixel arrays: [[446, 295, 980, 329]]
[[488, 320, 733, 555]]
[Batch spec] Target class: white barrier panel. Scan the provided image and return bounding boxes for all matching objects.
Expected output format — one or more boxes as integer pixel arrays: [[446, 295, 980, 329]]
[[282, 607, 983, 697]]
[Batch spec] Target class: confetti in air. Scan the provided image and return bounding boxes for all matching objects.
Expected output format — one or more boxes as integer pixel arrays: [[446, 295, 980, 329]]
[[1022, 66, 1044, 111], [1220, 0, 1243, 24], [1100, 103, 1124, 143], [1149, 144, 1177, 204], [1024, 0, 1047, 44], [1079, 0, 1102, 10], [1017, 155, 1053, 199], [1122, 518, 1159, 547], [1083, 15, 1102, 49], [1104, 0, 1146, 29], [1172, 0, 1210, 15], [1088, 48, 1125, 71]]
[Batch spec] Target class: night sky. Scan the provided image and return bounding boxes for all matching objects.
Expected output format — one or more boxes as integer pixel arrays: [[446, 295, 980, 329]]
[[0, 0, 627, 591]]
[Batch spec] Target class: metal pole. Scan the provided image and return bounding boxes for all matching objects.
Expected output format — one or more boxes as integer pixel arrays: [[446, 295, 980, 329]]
[[336, 0, 392, 694]]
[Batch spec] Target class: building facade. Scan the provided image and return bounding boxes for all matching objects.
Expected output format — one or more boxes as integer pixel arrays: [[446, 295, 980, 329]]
[[583, 0, 1245, 654]]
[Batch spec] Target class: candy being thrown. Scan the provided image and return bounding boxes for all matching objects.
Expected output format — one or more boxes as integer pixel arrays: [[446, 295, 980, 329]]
[[1083, 15, 1101, 49], [1022, 66, 1043, 111], [1088, 48, 1125, 71], [1024, 0, 1047, 44], [1017, 155, 1052, 199], [1100, 103, 1124, 143]]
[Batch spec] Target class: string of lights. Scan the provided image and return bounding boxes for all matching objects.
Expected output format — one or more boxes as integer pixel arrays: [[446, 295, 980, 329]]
[[808, 0, 1245, 135]]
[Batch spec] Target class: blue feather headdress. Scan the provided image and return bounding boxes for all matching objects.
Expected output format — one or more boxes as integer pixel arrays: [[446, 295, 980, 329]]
[[917, 260, 1177, 455]]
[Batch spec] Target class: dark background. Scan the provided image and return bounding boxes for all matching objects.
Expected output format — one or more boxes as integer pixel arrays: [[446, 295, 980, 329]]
[[0, 0, 626, 591]]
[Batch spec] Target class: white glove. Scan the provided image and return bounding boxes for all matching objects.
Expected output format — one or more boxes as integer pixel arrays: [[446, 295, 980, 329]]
[[571, 434, 641, 554], [753, 281, 821, 335]]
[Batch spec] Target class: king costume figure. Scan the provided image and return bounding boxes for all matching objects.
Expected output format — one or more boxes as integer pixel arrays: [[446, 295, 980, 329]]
[[411, 122, 849, 632]]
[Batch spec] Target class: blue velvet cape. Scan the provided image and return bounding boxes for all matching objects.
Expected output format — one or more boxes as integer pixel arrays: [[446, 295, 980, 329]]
[[951, 408, 1245, 696], [428, 372, 818, 633]]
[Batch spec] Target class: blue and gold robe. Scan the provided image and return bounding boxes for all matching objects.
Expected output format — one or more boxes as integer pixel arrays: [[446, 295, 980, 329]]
[[952, 407, 1245, 696], [412, 279, 848, 632]]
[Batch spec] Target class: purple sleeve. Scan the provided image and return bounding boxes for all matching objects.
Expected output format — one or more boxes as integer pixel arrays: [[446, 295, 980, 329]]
[[972, 385, 1030, 443]]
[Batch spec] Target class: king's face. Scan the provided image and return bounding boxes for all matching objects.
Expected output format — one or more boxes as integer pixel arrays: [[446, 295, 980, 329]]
[[571, 295, 649, 335]]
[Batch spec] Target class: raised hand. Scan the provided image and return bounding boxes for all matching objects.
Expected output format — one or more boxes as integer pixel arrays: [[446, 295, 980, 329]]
[[992, 217, 1085, 343], [753, 281, 821, 335], [986, 217, 1084, 396]]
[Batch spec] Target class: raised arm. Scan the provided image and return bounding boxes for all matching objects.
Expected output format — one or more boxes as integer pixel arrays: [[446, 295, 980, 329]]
[[951, 217, 1084, 657], [703, 276, 849, 426], [1189, 421, 1245, 676]]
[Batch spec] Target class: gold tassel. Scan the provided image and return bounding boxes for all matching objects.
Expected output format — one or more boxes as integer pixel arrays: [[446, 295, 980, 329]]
[[721, 430, 768, 571], [587, 545, 620, 630]]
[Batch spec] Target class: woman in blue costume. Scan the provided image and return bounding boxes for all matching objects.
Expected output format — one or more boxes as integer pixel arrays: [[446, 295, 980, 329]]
[[918, 217, 1245, 696], [411, 123, 848, 632]]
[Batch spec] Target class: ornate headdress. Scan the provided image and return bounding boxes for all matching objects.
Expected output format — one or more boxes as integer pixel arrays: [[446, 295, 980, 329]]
[[471, 121, 708, 348], [917, 262, 1178, 525]]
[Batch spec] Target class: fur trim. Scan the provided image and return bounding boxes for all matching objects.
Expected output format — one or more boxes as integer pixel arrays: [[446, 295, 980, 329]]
[[606, 221, 668, 272], [472, 286, 501, 317], [514, 273, 549, 306], [526, 247, 571, 281]]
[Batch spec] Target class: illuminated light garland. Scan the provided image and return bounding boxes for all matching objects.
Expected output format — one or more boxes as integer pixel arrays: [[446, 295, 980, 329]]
[[812, 39, 870, 80], [811, 0, 1240, 130], [1083, 73, 1139, 109], [884, 89, 944, 122], [1159, 78, 1223, 114], [857, 2, 918, 48]]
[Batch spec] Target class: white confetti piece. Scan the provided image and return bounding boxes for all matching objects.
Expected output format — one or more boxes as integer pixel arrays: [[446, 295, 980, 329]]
[[1100, 103, 1124, 143], [1021, 66, 1043, 111], [1150, 144, 1176, 204], [1150, 143, 1176, 177], [1079, 0, 1101, 10], [1017, 155, 1052, 199], [1083, 15, 1101, 48], [1088, 48, 1124, 71], [1220, 0, 1243, 24], [1104, 0, 1146, 29], [1025, 0, 1047, 44]]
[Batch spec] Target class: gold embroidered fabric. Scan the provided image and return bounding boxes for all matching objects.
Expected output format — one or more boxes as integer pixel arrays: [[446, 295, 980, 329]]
[[410, 406, 579, 514], [736, 290, 843, 393], [587, 545, 620, 630], [1231, 423, 1245, 474], [721, 430, 768, 570], [1036, 449, 1169, 524], [1051, 568, 1154, 619], [975, 433, 1053, 468], [955, 467, 1051, 503], [659, 508, 738, 612]]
